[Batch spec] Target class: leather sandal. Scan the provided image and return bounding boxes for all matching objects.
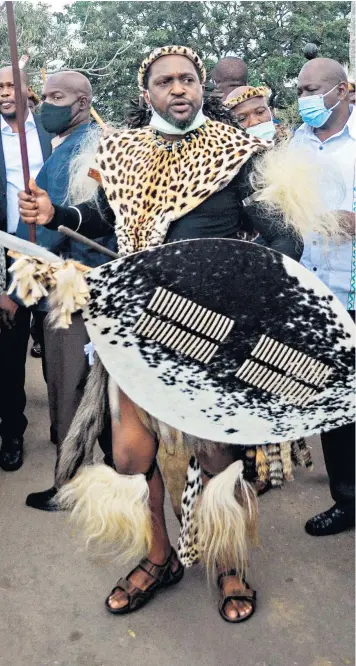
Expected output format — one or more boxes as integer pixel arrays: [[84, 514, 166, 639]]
[[217, 569, 256, 624], [105, 547, 184, 615]]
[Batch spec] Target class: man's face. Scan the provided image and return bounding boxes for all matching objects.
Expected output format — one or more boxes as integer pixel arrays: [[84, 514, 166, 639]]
[[297, 68, 347, 110], [213, 79, 247, 101], [230, 95, 270, 129], [0, 69, 29, 120], [144, 55, 203, 130], [42, 76, 80, 110]]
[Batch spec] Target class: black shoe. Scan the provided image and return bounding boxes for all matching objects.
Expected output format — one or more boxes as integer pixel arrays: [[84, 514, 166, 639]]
[[0, 437, 23, 471], [30, 342, 42, 358], [305, 503, 355, 536], [26, 486, 62, 512], [104, 453, 115, 468]]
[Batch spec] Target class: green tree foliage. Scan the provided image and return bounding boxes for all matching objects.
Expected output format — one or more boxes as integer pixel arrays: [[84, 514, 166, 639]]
[[58, 1, 352, 121], [0, 1, 351, 122], [0, 2, 68, 91]]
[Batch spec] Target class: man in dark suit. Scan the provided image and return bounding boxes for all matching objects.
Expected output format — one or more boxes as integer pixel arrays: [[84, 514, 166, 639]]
[[0, 66, 52, 471]]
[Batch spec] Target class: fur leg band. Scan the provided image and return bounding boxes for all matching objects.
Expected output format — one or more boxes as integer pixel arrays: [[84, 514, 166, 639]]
[[55, 354, 109, 488], [56, 464, 152, 563], [196, 460, 258, 582]]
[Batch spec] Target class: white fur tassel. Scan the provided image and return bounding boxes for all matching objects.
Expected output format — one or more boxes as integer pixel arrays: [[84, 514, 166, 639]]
[[250, 141, 348, 241], [48, 261, 90, 329], [56, 464, 152, 563], [7, 250, 90, 328], [196, 460, 257, 583], [8, 254, 53, 305]]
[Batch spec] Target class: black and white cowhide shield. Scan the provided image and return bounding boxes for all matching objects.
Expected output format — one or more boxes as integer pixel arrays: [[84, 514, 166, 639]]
[[83, 239, 355, 445]]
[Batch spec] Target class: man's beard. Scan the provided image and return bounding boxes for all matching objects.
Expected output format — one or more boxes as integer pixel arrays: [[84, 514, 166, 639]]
[[160, 106, 198, 130], [1, 110, 16, 120]]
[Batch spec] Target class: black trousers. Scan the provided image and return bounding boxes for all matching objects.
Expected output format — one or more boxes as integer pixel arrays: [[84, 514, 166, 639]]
[[321, 423, 355, 506], [0, 306, 31, 441], [320, 309, 355, 508], [30, 311, 43, 344]]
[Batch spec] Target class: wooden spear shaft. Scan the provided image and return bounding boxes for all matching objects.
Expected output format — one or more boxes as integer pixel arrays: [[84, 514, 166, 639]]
[[90, 106, 106, 129], [6, 1, 36, 243]]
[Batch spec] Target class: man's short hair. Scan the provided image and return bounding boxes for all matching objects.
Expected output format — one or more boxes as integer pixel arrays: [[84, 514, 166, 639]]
[[210, 57, 248, 85]]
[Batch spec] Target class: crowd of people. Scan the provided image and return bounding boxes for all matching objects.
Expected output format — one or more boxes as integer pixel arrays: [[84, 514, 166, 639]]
[[0, 44, 354, 624]]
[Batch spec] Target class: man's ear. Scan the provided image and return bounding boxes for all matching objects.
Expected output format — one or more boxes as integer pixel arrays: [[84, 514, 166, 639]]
[[338, 81, 349, 100], [79, 95, 89, 110], [143, 90, 151, 107]]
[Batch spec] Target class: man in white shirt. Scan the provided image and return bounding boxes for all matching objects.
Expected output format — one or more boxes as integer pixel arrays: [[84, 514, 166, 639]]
[[0, 67, 51, 471], [291, 57, 355, 536]]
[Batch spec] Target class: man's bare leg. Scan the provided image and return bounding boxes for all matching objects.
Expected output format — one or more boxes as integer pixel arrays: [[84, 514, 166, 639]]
[[107, 391, 179, 611], [197, 448, 255, 622]]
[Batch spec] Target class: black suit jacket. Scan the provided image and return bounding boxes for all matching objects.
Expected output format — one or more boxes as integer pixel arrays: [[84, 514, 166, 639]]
[[0, 114, 52, 232]]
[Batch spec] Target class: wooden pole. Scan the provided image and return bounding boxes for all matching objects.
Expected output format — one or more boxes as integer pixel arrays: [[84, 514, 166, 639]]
[[90, 106, 106, 129], [58, 226, 119, 260], [6, 2, 36, 243]]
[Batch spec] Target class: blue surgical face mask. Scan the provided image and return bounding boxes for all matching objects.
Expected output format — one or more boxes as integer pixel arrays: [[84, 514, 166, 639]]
[[246, 119, 276, 141], [298, 84, 340, 128]]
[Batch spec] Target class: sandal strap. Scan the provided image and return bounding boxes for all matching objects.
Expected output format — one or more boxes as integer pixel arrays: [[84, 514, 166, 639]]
[[219, 591, 257, 618], [107, 549, 178, 613], [111, 548, 176, 597], [217, 569, 245, 587], [109, 575, 157, 612], [221, 591, 257, 606], [138, 548, 176, 583], [144, 547, 175, 570]]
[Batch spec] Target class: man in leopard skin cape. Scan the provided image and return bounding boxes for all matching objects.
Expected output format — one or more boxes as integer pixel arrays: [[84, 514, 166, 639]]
[[18, 45, 311, 624]]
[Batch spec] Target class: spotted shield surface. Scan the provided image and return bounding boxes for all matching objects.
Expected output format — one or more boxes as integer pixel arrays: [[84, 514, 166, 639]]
[[83, 239, 355, 445]]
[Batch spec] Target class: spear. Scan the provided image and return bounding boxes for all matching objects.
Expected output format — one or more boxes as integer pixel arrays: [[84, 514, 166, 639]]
[[5, 1, 36, 243]]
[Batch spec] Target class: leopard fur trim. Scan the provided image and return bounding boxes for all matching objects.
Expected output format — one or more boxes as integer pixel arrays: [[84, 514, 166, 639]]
[[138, 45, 206, 90], [96, 119, 267, 255], [224, 86, 270, 109]]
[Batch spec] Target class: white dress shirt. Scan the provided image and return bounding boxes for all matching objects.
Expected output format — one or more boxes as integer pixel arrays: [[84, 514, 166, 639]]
[[1, 110, 44, 233], [0, 245, 5, 292], [291, 107, 356, 310]]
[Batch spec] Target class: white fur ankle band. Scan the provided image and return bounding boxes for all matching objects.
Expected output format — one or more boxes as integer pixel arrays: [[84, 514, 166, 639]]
[[56, 464, 152, 563]]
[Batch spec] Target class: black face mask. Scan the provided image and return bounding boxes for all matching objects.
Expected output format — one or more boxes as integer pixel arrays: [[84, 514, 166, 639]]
[[40, 101, 74, 135]]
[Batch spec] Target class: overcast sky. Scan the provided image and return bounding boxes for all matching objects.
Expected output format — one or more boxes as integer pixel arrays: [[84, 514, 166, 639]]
[[46, 0, 74, 11]]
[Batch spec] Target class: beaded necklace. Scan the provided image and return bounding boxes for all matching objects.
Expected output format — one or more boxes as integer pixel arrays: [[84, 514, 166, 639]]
[[152, 126, 204, 152]]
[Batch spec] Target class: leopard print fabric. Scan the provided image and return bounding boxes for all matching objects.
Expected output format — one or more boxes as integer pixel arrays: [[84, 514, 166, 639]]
[[95, 120, 266, 567], [177, 456, 203, 567], [224, 86, 270, 109], [177, 438, 313, 567], [96, 119, 266, 256], [138, 45, 206, 90]]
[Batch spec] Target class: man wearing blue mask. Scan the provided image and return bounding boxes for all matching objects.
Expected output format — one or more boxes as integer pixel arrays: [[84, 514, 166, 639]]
[[292, 57, 355, 537]]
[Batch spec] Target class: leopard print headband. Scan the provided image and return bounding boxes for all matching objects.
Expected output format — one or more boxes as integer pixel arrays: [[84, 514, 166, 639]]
[[138, 45, 206, 91], [224, 86, 270, 109]]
